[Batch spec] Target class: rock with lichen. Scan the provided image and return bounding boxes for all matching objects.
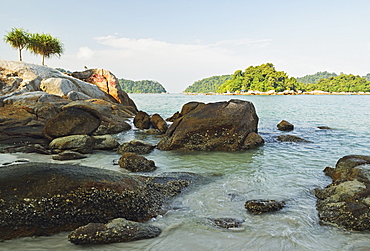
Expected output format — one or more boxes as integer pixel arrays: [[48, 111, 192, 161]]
[[157, 99, 262, 151], [245, 199, 286, 214], [314, 155, 370, 231], [0, 162, 205, 240], [118, 152, 156, 172], [68, 218, 161, 245], [117, 140, 155, 155]]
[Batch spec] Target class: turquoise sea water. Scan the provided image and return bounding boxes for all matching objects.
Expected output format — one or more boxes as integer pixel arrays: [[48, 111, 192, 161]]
[[1, 94, 370, 250]]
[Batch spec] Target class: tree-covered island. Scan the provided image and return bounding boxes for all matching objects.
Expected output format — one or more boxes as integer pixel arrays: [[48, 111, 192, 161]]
[[184, 63, 370, 94], [118, 79, 167, 93]]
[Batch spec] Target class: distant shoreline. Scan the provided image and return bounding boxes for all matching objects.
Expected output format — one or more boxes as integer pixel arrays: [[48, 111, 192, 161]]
[[184, 90, 370, 96]]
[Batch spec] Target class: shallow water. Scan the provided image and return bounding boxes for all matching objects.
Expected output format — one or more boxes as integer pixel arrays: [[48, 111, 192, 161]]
[[1, 94, 370, 250]]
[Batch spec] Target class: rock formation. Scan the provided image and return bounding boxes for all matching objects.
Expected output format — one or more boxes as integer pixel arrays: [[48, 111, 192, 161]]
[[68, 218, 161, 245], [0, 60, 137, 152], [0, 162, 204, 240], [277, 120, 294, 131], [157, 99, 263, 151], [118, 152, 157, 172], [315, 155, 370, 231], [245, 199, 286, 214]]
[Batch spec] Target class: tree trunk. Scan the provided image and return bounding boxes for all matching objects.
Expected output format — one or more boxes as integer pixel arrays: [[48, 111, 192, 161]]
[[42, 55, 45, 65], [18, 48, 22, 61]]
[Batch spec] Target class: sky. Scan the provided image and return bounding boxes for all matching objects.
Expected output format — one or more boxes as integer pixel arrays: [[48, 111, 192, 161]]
[[1, 0, 370, 93]]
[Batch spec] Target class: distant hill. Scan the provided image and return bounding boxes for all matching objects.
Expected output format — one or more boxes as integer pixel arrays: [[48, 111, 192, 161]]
[[184, 75, 231, 93], [118, 79, 167, 93], [296, 71, 338, 84]]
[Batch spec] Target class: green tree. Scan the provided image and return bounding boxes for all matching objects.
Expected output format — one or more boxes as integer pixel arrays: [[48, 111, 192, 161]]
[[3, 28, 30, 61], [184, 75, 231, 93], [217, 63, 298, 93], [27, 33, 64, 65]]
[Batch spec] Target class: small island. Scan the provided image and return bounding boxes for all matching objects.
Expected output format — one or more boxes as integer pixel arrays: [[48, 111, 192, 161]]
[[184, 63, 370, 95], [119, 79, 167, 94]]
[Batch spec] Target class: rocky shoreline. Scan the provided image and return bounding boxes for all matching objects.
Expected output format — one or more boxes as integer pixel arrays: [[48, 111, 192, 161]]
[[1, 59, 369, 245]]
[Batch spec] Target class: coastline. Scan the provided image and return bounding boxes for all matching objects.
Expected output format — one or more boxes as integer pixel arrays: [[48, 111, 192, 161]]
[[184, 90, 370, 95]]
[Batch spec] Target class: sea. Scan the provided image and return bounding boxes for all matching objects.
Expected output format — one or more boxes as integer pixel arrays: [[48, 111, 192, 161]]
[[1, 93, 370, 251]]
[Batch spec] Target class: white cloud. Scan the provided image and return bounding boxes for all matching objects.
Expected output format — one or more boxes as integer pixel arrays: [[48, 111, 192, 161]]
[[77, 47, 95, 60], [69, 36, 273, 93]]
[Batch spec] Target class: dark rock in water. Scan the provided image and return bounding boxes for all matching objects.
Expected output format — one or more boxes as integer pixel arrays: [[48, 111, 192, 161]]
[[117, 140, 155, 155], [157, 99, 262, 151], [43, 106, 101, 140], [134, 111, 151, 130], [277, 120, 294, 131], [277, 135, 312, 143], [208, 218, 245, 229], [0, 162, 202, 240], [315, 155, 370, 231], [52, 150, 87, 160], [317, 126, 332, 130], [243, 132, 265, 149], [68, 218, 161, 245], [245, 199, 286, 214], [150, 114, 168, 134], [118, 152, 156, 172]]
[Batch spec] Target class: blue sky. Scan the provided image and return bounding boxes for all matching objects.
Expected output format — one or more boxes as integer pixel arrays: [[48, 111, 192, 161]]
[[1, 0, 370, 93]]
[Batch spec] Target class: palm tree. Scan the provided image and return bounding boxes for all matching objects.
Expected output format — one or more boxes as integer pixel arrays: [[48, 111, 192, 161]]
[[3, 28, 30, 61], [27, 33, 64, 65]]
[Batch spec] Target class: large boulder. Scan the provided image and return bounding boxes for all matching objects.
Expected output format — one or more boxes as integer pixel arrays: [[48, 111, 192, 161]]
[[62, 99, 134, 135], [118, 152, 157, 172], [43, 106, 101, 140], [0, 60, 118, 102], [314, 155, 370, 231], [134, 111, 151, 130], [150, 113, 168, 134], [157, 99, 261, 151], [71, 69, 137, 110], [0, 162, 203, 240]]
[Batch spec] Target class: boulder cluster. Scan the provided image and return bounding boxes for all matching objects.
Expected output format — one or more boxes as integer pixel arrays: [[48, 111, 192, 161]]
[[1, 59, 367, 245]]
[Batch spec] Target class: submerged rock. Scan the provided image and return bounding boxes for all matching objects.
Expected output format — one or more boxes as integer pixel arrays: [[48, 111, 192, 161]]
[[68, 218, 161, 245], [315, 155, 370, 231], [277, 135, 312, 143], [0, 162, 203, 240], [245, 199, 286, 214], [157, 99, 262, 151], [207, 218, 245, 229], [277, 120, 294, 131], [118, 152, 156, 172]]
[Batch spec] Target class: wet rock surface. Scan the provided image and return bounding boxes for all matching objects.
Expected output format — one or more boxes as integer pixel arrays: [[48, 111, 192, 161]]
[[0, 162, 204, 240], [118, 152, 157, 172], [245, 199, 286, 214], [157, 99, 262, 151], [207, 218, 245, 229], [277, 120, 294, 131], [277, 134, 312, 143], [134, 111, 151, 130], [117, 140, 156, 155], [68, 218, 161, 245], [315, 155, 370, 231]]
